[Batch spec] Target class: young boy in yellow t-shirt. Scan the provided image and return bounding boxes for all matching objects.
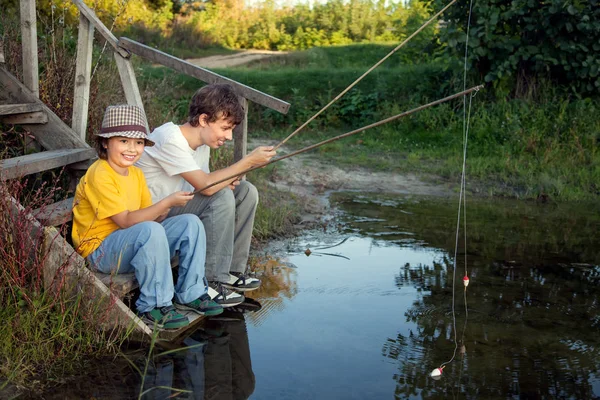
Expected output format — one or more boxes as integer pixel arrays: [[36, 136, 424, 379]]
[[72, 104, 222, 330]]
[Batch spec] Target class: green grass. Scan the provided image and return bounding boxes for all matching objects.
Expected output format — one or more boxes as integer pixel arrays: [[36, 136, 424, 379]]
[[137, 53, 600, 201]]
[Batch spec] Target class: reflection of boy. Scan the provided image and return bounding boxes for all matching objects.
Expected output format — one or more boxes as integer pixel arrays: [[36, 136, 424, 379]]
[[72, 105, 222, 331], [137, 84, 275, 307], [142, 313, 255, 400]]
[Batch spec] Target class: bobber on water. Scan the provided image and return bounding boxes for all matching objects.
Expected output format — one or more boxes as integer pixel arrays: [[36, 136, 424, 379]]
[[430, 366, 445, 379], [463, 276, 470, 287]]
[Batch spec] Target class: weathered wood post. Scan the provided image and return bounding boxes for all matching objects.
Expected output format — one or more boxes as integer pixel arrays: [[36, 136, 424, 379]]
[[20, 0, 39, 97], [72, 13, 95, 142]]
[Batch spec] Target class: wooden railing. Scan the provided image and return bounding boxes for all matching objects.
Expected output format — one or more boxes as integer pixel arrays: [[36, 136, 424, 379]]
[[71, 0, 290, 162]]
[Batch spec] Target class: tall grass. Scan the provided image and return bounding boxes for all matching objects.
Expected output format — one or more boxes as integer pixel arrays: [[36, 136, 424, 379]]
[[0, 178, 128, 389]]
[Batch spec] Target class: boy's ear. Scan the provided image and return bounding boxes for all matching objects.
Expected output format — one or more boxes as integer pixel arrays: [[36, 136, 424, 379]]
[[198, 113, 209, 127]]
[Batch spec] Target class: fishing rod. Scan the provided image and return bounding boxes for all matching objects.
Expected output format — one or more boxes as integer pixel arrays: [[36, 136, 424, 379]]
[[191, 84, 484, 196], [272, 0, 459, 151]]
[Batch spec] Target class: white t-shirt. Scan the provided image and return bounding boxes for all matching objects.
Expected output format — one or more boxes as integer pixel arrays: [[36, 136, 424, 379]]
[[136, 122, 211, 203]]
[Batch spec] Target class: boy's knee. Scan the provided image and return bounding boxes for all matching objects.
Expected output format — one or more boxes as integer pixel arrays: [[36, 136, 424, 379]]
[[133, 221, 167, 246], [136, 221, 164, 237], [176, 214, 205, 235], [237, 180, 259, 205], [211, 187, 236, 211]]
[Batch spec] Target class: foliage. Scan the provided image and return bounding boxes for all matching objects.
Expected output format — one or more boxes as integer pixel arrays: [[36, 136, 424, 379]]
[[119, 0, 438, 55], [435, 0, 600, 96]]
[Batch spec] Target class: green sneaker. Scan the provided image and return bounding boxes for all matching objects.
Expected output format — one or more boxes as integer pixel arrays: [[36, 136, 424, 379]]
[[175, 294, 224, 316], [139, 305, 189, 330]]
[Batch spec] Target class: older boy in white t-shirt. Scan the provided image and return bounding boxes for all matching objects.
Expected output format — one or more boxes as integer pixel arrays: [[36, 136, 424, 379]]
[[137, 84, 276, 307]]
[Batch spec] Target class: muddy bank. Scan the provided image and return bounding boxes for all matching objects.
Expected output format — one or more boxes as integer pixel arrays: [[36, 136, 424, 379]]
[[264, 148, 455, 225]]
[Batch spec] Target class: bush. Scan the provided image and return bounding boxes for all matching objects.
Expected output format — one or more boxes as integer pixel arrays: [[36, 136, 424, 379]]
[[436, 0, 600, 96]]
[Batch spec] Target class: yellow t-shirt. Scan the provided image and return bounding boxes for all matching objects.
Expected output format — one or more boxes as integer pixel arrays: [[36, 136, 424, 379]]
[[72, 159, 153, 258]]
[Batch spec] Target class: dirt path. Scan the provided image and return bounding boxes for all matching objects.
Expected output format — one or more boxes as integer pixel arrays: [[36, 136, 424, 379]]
[[186, 50, 286, 69]]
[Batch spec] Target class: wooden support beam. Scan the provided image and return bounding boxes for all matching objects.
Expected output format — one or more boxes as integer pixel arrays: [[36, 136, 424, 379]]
[[20, 0, 39, 97], [114, 53, 147, 130], [1, 111, 47, 124], [233, 96, 248, 163], [0, 148, 97, 180], [72, 14, 94, 142], [0, 103, 43, 115], [71, 0, 129, 59], [0, 67, 91, 150], [118, 38, 290, 115]]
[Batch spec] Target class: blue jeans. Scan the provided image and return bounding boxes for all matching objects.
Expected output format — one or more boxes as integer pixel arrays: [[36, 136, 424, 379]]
[[87, 214, 208, 313]]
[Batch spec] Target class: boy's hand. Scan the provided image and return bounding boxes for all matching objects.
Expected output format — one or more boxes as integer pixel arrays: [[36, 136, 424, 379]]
[[167, 191, 194, 208], [247, 146, 276, 166], [228, 177, 242, 190]]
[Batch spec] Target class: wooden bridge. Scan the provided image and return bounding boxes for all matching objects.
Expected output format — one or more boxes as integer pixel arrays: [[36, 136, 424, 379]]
[[0, 0, 289, 343]]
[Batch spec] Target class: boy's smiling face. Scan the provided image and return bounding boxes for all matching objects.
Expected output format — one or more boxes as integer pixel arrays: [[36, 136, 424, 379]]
[[198, 113, 236, 149], [105, 136, 145, 175]]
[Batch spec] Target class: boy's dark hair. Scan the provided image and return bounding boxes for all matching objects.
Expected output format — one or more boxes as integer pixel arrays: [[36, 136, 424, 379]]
[[188, 84, 245, 127], [94, 137, 109, 160]]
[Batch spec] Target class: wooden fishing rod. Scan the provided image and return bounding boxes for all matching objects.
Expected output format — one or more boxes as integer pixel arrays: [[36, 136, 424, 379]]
[[191, 84, 483, 195], [272, 0, 459, 152]]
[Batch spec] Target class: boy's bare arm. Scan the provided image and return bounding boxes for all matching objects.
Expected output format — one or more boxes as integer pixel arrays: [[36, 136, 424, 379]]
[[181, 145, 275, 196], [110, 192, 193, 228]]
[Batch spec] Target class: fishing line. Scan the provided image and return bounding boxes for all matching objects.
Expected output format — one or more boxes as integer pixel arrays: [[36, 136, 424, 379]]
[[430, 0, 476, 380], [272, 0, 459, 151]]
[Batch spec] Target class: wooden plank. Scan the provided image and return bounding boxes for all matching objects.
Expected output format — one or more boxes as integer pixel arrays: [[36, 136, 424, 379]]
[[72, 14, 94, 141], [0, 148, 97, 180], [42, 226, 153, 338], [1, 111, 47, 124], [95, 272, 138, 299], [233, 96, 248, 163], [33, 197, 74, 226], [72, 0, 129, 58], [0, 103, 43, 115], [114, 53, 148, 131], [0, 67, 91, 150], [118, 38, 291, 115], [20, 0, 39, 97]]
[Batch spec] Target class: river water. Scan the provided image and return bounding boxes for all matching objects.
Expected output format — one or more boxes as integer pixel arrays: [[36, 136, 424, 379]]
[[43, 193, 600, 399]]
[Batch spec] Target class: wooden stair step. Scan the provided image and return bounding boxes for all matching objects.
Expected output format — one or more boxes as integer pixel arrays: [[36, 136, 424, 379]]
[[95, 272, 138, 299], [0, 103, 44, 116], [0, 102, 47, 124], [33, 197, 74, 226], [0, 148, 96, 180]]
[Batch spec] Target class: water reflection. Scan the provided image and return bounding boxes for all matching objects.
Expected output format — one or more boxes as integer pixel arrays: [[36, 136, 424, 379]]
[[142, 309, 257, 400], [332, 193, 600, 399]]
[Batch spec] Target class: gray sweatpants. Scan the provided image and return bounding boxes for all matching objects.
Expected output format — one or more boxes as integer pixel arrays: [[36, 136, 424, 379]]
[[168, 180, 258, 283]]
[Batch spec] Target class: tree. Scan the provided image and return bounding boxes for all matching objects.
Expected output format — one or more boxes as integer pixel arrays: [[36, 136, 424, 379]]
[[435, 0, 600, 96]]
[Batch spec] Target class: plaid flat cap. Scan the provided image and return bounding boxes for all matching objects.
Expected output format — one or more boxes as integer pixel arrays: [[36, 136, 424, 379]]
[[96, 104, 154, 146]]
